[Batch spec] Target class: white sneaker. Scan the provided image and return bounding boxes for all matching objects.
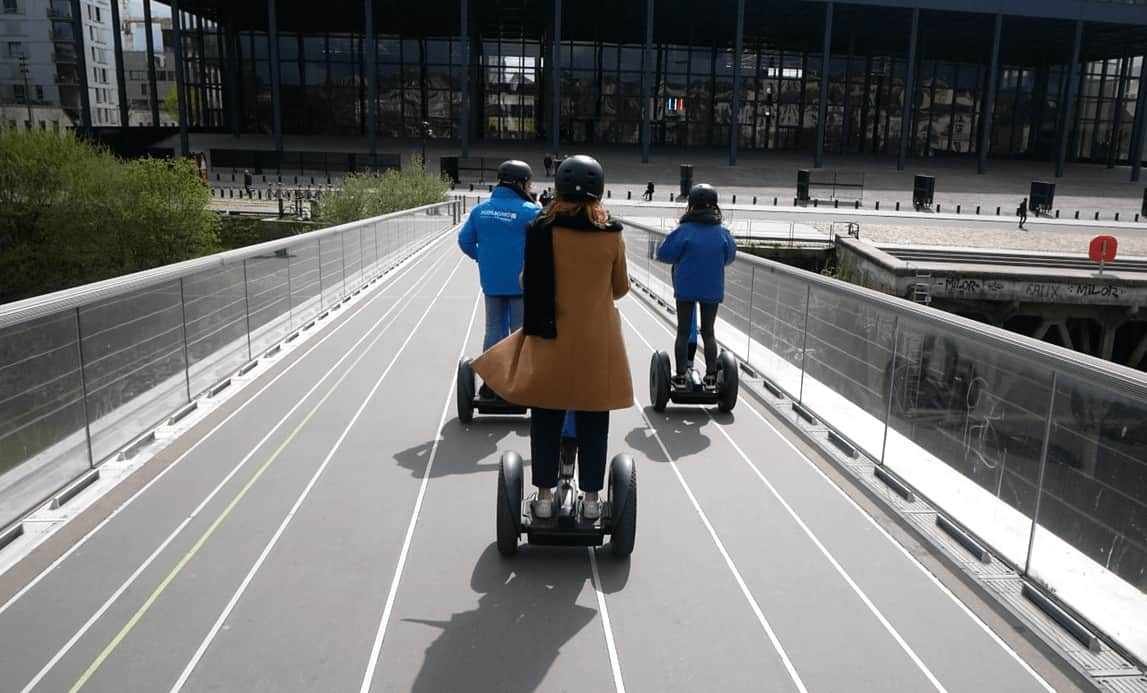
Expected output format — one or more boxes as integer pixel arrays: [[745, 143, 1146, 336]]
[[581, 497, 602, 521], [532, 497, 554, 519]]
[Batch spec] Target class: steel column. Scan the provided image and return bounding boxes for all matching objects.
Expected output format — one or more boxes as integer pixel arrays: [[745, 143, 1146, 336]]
[[978, 14, 1002, 174], [267, 0, 283, 156], [815, 2, 833, 168], [1056, 20, 1083, 178], [896, 8, 918, 171], [171, 0, 189, 156], [640, 0, 654, 163], [550, 0, 562, 154], [366, 0, 378, 166], [730, 0, 745, 166]]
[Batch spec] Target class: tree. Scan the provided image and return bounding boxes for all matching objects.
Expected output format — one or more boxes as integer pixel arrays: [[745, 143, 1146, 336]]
[[314, 156, 450, 226], [162, 87, 202, 123], [0, 128, 220, 303]]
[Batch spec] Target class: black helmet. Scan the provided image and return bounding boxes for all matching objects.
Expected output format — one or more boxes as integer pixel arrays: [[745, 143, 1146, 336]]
[[688, 183, 719, 209], [555, 155, 604, 200], [497, 160, 533, 184]]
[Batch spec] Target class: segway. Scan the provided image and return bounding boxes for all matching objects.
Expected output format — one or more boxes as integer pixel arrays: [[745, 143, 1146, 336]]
[[649, 307, 739, 412], [496, 419, 636, 557], [457, 358, 528, 423]]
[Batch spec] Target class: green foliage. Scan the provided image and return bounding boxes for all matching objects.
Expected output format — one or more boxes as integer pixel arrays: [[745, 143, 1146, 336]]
[[162, 87, 201, 122], [0, 128, 220, 303], [217, 216, 314, 250], [315, 157, 449, 226]]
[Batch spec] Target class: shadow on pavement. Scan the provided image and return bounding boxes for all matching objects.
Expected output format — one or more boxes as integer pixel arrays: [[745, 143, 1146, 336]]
[[625, 406, 721, 461], [405, 542, 628, 693], [393, 417, 529, 479]]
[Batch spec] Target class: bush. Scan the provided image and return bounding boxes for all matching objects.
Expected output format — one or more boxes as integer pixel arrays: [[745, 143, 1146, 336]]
[[0, 129, 220, 303], [315, 156, 449, 226]]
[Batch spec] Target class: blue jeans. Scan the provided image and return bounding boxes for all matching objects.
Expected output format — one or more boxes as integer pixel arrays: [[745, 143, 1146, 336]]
[[483, 295, 523, 351]]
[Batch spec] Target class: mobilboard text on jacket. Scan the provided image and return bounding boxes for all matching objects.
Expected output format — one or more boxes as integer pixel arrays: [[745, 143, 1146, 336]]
[[457, 187, 542, 296], [655, 222, 737, 303]]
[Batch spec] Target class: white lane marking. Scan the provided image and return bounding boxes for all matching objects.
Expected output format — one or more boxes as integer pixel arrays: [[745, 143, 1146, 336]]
[[587, 547, 626, 693], [170, 258, 467, 693], [622, 296, 1056, 693], [620, 305, 947, 692], [357, 291, 481, 693], [0, 232, 452, 617], [615, 317, 809, 693], [14, 250, 454, 693]]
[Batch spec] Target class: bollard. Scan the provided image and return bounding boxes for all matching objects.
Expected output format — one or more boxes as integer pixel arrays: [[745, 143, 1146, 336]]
[[229, 189, 234, 199], [294, 176, 299, 184], [627, 190, 632, 200], [855, 201, 860, 209], [976, 205, 980, 214], [231, 173, 235, 182], [936, 204, 941, 213], [956, 204, 961, 214], [1075, 211, 1080, 219], [669, 193, 673, 201], [258, 190, 263, 200], [774, 197, 778, 206], [327, 175, 331, 184], [607, 190, 611, 198], [732, 194, 737, 204], [753, 196, 757, 204], [1116, 213, 1120, 221], [1095, 211, 1100, 221], [996, 206, 1000, 215], [1056, 209, 1060, 218], [488, 184, 493, 192], [875, 201, 879, 210], [814, 199, 818, 208], [896, 201, 900, 211], [262, 176, 266, 183], [793, 197, 798, 206], [834, 199, 838, 208]]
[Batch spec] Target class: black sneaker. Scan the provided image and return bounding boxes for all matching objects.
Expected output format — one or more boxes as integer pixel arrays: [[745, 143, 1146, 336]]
[[671, 375, 688, 389], [703, 373, 718, 388]]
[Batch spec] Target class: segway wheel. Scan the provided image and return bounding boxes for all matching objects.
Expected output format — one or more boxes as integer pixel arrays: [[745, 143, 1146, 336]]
[[497, 452, 523, 556], [717, 350, 739, 413], [608, 454, 637, 558], [457, 359, 475, 423], [649, 351, 671, 412]]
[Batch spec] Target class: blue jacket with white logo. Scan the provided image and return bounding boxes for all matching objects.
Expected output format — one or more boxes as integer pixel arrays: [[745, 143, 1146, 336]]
[[656, 222, 737, 303], [458, 187, 541, 296]]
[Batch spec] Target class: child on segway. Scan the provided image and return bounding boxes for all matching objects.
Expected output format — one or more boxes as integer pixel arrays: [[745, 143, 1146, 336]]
[[473, 155, 633, 522], [655, 184, 736, 389], [458, 160, 541, 399]]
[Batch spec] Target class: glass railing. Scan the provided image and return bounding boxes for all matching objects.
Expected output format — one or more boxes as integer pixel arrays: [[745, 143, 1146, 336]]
[[0, 200, 461, 530], [621, 216, 1147, 665]]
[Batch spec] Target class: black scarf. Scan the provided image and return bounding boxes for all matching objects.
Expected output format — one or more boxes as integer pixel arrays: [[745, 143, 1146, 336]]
[[522, 211, 624, 339], [678, 207, 723, 225]]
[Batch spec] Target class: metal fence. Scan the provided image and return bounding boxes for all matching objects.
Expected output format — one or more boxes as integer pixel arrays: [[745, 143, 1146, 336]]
[[0, 200, 462, 530], [621, 216, 1147, 665]]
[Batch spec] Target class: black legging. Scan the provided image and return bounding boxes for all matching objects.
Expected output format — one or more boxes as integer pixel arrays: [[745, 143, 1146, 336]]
[[676, 301, 718, 376], [531, 408, 610, 492]]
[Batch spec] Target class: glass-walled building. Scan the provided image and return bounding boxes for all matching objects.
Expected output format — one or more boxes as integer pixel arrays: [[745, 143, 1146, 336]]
[[70, 0, 1147, 171]]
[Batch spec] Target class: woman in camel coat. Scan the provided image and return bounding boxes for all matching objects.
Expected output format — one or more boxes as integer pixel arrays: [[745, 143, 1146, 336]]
[[472, 155, 632, 521]]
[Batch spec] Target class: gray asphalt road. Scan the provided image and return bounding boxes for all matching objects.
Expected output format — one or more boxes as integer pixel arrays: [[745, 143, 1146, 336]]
[[0, 231, 1082, 693]]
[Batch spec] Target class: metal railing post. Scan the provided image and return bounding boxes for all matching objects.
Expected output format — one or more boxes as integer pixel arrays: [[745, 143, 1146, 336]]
[[242, 260, 253, 360], [798, 284, 812, 403], [1024, 371, 1059, 576], [73, 308, 94, 468], [880, 316, 900, 465], [178, 278, 192, 401], [746, 266, 756, 360]]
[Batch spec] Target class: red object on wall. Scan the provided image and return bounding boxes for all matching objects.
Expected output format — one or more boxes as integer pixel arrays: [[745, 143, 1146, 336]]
[[1089, 235, 1118, 263]]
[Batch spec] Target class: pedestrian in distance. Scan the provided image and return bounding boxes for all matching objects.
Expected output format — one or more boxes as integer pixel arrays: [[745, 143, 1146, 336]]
[[457, 160, 541, 399], [544, 153, 554, 177], [473, 154, 633, 521], [643, 181, 655, 202], [1018, 197, 1028, 229], [655, 184, 737, 388]]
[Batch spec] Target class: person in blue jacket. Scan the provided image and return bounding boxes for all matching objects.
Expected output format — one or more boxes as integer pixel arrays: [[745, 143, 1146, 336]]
[[655, 184, 736, 387], [458, 160, 541, 398]]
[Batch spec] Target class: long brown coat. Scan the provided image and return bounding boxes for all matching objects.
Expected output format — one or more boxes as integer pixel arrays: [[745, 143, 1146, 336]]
[[472, 227, 633, 411]]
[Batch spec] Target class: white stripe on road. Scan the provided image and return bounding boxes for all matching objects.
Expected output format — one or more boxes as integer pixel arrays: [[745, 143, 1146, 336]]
[[15, 249, 453, 693], [169, 257, 467, 693], [357, 290, 481, 693]]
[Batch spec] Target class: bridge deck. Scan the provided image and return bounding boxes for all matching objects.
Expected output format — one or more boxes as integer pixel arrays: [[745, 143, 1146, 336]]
[[0, 232, 1076, 693]]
